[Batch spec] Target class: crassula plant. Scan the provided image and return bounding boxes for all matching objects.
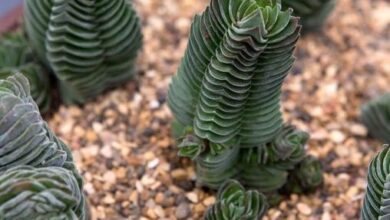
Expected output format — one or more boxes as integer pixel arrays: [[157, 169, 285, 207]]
[[0, 33, 51, 113], [282, 0, 336, 31], [0, 74, 87, 219], [0, 166, 84, 219], [24, 0, 143, 104], [361, 146, 390, 219], [204, 180, 268, 220], [283, 155, 324, 194], [361, 93, 390, 144], [168, 0, 322, 198]]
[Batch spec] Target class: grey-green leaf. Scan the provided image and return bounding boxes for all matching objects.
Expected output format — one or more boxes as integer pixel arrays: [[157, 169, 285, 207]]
[[204, 180, 268, 220], [0, 166, 81, 220], [24, 0, 143, 104], [361, 147, 390, 219]]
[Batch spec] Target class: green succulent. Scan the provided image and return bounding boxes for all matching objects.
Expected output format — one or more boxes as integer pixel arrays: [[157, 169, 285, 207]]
[[238, 125, 309, 193], [0, 74, 66, 171], [239, 164, 288, 193], [361, 146, 390, 219], [178, 134, 205, 160], [168, 0, 304, 188], [283, 155, 323, 194], [242, 124, 308, 167], [0, 166, 83, 220], [196, 144, 240, 188], [24, 0, 143, 104], [0, 74, 87, 219], [0, 33, 51, 112], [361, 93, 390, 144], [282, 0, 336, 31], [168, 0, 300, 147], [204, 180, 268, 220]]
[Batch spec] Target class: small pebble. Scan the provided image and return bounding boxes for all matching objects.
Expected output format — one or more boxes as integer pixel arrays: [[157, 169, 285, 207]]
[[330, 130, 346, 143], [175, 203, 191, 219], [185, 192, 199, 203], [297, 203, 312, 216]]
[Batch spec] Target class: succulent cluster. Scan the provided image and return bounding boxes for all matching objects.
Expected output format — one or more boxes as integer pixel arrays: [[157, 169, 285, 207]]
[[24, 0, 143, 104], [204, 180, 268, 220], [0, 74, 87, 219], [282, 0, 336, 31], [361, 146, 390, 219], [283, 155, 324, 194], [168, 0, 323, 200], [361, 93, 390, 144], [0, 33, 51, 112]]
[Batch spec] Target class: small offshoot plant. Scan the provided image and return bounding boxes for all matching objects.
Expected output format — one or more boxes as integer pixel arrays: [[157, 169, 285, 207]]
[[204, 180, 268, 220], [168, 0, 323, 201], [0, 33, 51, 113], [361, 93, 390, 144], [24, 0, 143, 104], [282, 0, 336, 31], [0, 74, 87, 219], [361, 146, 390, 219]]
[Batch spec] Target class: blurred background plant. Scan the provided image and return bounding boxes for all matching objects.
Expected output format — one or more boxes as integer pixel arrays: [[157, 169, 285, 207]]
[[361, 93, 390, 144], [0, 32, 51, 112], [282, 0, 336, 31], [24, 0, 143, 105]]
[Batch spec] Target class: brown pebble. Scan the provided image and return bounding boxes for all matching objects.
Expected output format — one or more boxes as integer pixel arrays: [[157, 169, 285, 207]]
[[297, 203, 312, 216], [175, 203, 191, 219]]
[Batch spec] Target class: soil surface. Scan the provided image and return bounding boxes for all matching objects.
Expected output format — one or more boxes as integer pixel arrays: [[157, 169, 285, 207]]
[[45, 0, 390, 219]]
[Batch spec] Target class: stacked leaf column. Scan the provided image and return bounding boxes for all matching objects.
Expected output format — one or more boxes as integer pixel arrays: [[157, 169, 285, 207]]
[[361, 147, 390, 219], [168, 0, 323, 197], [0, 74, 87, 219], [24, 0, 143, 105]]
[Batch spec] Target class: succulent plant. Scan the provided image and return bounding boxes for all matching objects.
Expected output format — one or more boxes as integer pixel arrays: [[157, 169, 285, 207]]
[[24, 0, 143, 104], [283, 155, 323, 194], [196, 143, 241, 188], [361, 146, 390, 219], [168, 0, 303, 186], [238, 125, 309, 193], [204, 180, 268, 220], [282, 0, 336, 31], [361, 93, 390, 144], [0, 33, 51, 112], [0, 166, 83, 220], [169, 0, 299, 149], [0, 74, 66, 171], [0, 74, 88, 219]]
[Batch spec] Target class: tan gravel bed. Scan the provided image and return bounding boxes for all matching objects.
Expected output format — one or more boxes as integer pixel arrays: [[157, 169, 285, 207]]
[[47, 0, 390, 219]]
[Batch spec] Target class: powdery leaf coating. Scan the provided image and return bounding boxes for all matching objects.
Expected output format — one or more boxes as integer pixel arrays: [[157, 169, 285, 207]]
[[0, 74, 87, 219], [0, 166, 81, 220], [0, 74, 64, 171]]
